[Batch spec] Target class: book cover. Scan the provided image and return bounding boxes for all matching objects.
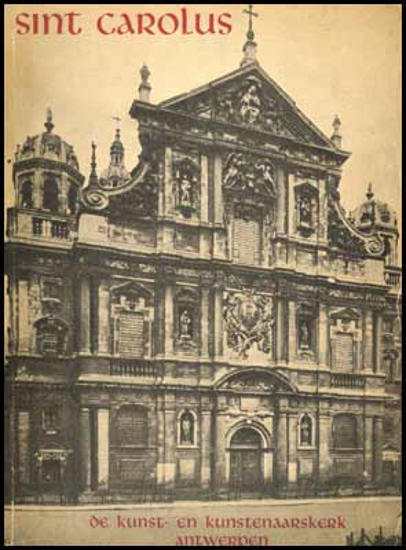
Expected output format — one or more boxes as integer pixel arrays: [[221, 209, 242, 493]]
[[4, 4, 402, 546]]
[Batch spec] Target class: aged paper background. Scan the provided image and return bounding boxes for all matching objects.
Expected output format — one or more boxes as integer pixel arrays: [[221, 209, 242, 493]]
[[4, 3, 402, 546]]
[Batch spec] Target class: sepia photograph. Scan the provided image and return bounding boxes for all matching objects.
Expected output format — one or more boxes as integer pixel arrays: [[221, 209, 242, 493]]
[[4, 3, 402, 546]]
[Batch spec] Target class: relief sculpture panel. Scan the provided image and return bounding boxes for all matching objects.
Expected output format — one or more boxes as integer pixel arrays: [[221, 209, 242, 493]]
[[223, 289, 275, 361]]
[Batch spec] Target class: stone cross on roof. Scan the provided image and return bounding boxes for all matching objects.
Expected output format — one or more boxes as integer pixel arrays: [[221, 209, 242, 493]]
[[243, 4, 258, 41]]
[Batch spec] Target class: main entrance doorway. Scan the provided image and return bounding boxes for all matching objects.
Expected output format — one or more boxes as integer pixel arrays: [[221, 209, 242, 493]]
[[229, 428, 263, 492]]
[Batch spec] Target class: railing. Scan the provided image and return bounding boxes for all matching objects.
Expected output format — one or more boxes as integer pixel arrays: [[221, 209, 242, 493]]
[[7, 208, 75, 243], [32, 217, 69, 239], [384, 267, 402, 287], [110, 359, 159, 377], [331, 373, 366, 388]]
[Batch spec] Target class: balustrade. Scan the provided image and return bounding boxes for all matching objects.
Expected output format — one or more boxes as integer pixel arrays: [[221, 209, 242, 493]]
[[110, 359, 159, 377], [331, 373, 366, 388]]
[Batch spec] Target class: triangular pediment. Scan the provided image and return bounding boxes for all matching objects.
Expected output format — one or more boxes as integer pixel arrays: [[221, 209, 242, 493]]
[[160, 63, 337, 150]]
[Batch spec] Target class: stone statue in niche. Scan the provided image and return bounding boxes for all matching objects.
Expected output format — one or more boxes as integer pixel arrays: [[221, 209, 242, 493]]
[[299, 319, 311, 350], [179, 308, 193, 340], [173, 156, 199, 217], [299, 196, 313, 226], [300, 415, 312, 446], [180, 413, 194, 445], [180, 174, 192, 207], [239, 78, 262, 125]]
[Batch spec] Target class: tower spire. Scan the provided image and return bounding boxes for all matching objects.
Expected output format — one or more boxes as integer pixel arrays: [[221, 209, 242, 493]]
[[366, 182, 374, 201], [241, 5, 259, 67], [89, 141, 98, 186], [44, 108, 54, 133]]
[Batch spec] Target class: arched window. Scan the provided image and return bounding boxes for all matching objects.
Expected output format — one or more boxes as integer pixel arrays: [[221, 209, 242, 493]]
[[21, 180, 33, 208], [178, 410, 196, 446], [42, 405, 60, 433], [116, 405, 148, 447], [299, 414, 313, 447], [67, 185, 78, 215], [332, 414, 357, 449], [43, 178, 59, 212]]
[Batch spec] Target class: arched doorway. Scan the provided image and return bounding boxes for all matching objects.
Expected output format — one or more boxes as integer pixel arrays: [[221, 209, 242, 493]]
[[229, 427, 263, 492]]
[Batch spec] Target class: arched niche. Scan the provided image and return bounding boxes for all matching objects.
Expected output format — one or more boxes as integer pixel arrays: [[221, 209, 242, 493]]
[[174, 287, 200, 353]]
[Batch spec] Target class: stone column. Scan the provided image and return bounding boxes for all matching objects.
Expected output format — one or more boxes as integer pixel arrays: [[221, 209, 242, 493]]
[[200, 285, 210, 359], [200, 154, 209, 223], [364, 310, 374, 372], [287, 301, 296, 363], [318, 414, 332, 481], [33, 171, 43, 209], [276, 163, 286, 234], [373, 416, 383, 482], [156, 394, 165, 486], [200, 410, 212, 488], [287, 173, 296, 236], [97, 408, 109, 488], [319, 304, 329, 367], [288, 414, 298, 484], [80, 408, 92, 491], [276, 298, 286, 362], [317, 178, 328, 244], [79, 276, 91, 354], [214, 276, 224, 358], [164, 284, 174, 356], [213, 154, 223, 225], [163, 394, 176, 491], [18, 277, 30, 352], [214, 411, 228, 492], [276, 411, 288, 487], [375, 313, 383, 373], [60, 175, 68, 214], [364, 415, 374, 480], [98, 279, 110, 355], [164, 146, 173, 216]]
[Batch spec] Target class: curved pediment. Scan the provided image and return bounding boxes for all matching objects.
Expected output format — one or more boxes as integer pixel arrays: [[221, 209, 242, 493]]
[[215, 367, 297, 394]]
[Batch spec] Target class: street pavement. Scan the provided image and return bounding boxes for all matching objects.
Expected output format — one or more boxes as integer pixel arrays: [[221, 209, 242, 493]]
[[4, 496, 401, 546]]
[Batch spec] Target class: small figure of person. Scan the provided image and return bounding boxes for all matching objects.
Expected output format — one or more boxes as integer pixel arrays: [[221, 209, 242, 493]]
[[299, 320, 311, 350], [180, 309, 192, 339], [240, 82, 261, 124], [180, 175, 192, 207], [300, 416, 312, 446], [300, 196, 312, 225], [180, 413, 194, 444]]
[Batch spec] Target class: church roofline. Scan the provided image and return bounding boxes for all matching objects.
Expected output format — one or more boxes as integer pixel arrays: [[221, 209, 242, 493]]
[[158, 62, 347, 154]]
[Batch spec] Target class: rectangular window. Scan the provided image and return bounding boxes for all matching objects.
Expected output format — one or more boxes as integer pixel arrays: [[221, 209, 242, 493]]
[[233, 217, 261, 265], [333, 415, 357, 448]]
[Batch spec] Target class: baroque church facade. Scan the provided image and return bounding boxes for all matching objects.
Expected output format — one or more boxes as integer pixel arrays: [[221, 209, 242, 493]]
[[5, 24, 402, 503]]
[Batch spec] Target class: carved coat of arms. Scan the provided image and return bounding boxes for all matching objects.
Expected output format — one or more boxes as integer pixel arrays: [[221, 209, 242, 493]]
[[223, 291, 274, 358]]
